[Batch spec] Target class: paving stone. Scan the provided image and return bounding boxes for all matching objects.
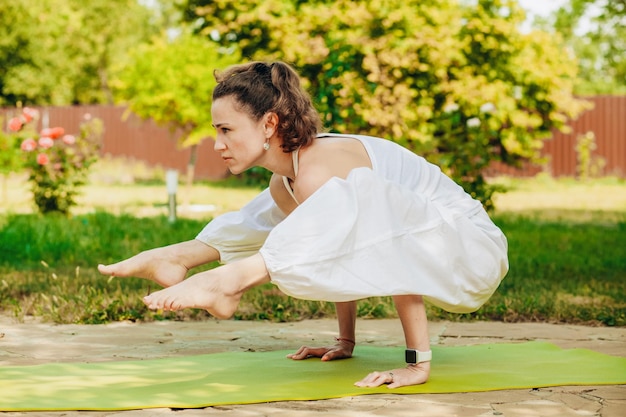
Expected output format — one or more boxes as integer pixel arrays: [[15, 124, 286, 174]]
[[0, 317, 623, 417]]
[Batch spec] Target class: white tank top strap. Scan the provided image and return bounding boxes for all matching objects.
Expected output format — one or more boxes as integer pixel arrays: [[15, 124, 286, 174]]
[[292, 147, 300, 176], [282, 148, 300, 204]]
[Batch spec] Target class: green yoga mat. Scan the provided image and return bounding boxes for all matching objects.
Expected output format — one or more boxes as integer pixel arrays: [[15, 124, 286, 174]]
[[1, 341, 624, 411]]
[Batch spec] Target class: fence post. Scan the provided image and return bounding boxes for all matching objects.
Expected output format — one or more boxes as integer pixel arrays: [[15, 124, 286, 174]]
[[166, 169, 178, 223]]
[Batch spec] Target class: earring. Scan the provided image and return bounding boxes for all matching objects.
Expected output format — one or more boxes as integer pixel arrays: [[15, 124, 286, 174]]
[[263, 142, 270, 151]]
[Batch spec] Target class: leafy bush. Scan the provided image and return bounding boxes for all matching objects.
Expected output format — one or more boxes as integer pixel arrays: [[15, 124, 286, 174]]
[[7, 107, 102, 214]]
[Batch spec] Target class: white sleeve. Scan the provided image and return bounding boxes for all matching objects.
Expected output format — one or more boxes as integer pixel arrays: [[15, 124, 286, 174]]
[[195, 188, 286, 263]]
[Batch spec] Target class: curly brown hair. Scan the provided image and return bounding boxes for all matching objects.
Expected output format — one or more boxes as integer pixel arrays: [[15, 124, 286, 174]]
[[213, 61, 322, 153]]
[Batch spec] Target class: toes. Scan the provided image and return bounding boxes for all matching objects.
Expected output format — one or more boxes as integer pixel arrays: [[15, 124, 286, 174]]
[[143, 295, 160, 310], [97, 264, 111, 275]]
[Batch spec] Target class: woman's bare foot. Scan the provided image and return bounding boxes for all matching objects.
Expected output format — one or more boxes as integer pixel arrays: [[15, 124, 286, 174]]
[[142, 254, 271, 319], [97, 248, 189, 288], [142, 270, 241, 319]]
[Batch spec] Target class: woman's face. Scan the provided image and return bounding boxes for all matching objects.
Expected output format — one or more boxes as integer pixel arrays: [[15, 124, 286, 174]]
[[211, 96, 267, 175]]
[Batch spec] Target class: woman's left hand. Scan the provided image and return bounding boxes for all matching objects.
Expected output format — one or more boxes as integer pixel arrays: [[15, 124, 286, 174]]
[[354, 362, 430, 389]]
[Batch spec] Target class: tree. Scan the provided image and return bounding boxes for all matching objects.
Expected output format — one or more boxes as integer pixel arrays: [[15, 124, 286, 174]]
[[535, 0, 626, 95], [180, 0, 588, 209], [111, 31, 239, 191], [0, 0, 158, 106]]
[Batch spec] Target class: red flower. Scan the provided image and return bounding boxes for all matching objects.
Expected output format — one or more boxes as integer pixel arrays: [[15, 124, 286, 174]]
[[21, 138, 37, 152], [36, 153, 50, 165], [8, 117, 23, 132], [40, 126, 65, 139], [22, 107, 39, 123], [38, 137, 54, 149]]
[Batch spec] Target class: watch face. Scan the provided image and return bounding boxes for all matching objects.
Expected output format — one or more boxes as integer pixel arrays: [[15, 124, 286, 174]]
[[405, 349, 417, 363]]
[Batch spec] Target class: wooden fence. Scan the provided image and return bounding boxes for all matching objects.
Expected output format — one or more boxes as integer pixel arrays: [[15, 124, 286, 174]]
[[2, 105, 229, 180], [2, 96, 625, 179], [486, 95, 625, 177]]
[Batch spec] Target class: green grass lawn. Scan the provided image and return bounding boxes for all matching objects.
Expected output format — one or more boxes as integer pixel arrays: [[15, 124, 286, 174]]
[[0, 172, 624, 326]]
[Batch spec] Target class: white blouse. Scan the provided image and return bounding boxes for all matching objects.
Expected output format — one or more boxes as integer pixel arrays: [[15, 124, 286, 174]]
[[196, 134, 508, 313]]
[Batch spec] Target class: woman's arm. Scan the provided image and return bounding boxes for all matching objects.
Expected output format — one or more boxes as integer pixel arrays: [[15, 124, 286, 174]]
[[286, 301, 357, 361], [355, 295, 431, 388]]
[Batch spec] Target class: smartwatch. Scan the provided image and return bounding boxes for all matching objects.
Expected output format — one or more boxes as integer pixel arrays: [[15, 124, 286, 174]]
[[405, 349, 432, 364]]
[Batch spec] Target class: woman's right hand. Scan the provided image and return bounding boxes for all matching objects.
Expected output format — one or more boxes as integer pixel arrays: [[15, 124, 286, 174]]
[[286, 339, 355, 362]]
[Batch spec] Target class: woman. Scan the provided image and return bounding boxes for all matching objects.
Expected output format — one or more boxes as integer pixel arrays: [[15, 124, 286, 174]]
[[98, 61, 508, 389]]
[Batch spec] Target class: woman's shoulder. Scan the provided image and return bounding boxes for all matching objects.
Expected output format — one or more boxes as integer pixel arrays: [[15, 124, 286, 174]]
[[301, 137, 371, 175], [294, 137, 372, 201]]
